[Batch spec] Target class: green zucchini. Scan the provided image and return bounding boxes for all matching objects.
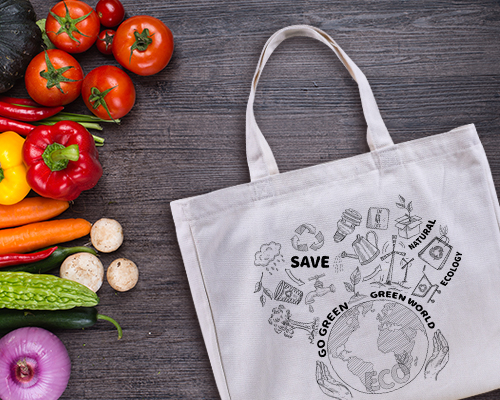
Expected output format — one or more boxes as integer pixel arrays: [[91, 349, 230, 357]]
[[0, 307, 122, 339]]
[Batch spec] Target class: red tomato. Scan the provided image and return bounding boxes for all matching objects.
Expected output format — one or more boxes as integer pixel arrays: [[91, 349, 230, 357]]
[[82, 66, 136, 120], [112, 15, 174, 76], [96, 0, 125, 28], [25, 50, 83, 107], [96, 30, 116, 55], [46, 1, 100, 53]]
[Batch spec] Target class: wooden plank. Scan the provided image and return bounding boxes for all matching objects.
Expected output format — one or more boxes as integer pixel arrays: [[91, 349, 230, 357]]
[[6, 0, 500, 399]]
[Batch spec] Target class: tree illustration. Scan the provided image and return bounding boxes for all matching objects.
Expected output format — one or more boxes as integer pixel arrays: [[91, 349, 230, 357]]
[[268, 305, 319, 343]]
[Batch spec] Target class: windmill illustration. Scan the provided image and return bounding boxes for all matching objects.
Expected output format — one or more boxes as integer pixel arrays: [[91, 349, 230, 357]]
[[401, 257, 414, 284], [381, 235, 406, 285]]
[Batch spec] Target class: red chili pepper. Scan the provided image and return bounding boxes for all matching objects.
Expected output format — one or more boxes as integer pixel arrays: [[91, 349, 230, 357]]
[[0, 96, 41, 107], [0, 246, 58, 268], [23, 121, 103, 201], [0, 101, 63, 122], [0, 117, 35, 135]]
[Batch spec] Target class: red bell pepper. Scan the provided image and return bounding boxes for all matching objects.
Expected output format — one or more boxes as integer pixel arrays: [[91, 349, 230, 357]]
[[22, 121, 103, 201]]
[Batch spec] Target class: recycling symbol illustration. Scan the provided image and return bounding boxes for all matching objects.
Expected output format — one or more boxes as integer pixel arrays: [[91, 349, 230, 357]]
[[291, 223, 324, 251]]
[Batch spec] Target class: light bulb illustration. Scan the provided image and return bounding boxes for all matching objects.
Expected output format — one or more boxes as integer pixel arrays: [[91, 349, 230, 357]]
[[334, 208, 362, 242]]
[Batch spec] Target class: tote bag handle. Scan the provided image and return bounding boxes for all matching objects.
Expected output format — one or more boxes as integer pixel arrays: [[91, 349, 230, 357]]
[[246, 25, 394, 181]]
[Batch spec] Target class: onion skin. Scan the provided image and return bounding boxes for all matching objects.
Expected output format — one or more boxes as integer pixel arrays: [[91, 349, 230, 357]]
[[0, 327, 71, 400]]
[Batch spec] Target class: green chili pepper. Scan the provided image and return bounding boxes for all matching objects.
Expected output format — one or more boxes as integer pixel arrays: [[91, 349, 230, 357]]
[[0, 308, 122, 339], [2, 246, 97, 274], [0, 271, 99, 310]]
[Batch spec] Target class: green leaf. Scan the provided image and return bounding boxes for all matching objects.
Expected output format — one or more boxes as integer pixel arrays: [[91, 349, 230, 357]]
[[37, 19, 57, 50]]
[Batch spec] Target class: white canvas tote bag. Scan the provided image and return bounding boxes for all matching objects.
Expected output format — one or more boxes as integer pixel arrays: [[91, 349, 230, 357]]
[[171, 25, 500, 400]]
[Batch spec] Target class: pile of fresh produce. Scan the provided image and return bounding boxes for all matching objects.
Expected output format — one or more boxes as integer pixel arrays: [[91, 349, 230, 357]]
[[0, 0, 173, 399]]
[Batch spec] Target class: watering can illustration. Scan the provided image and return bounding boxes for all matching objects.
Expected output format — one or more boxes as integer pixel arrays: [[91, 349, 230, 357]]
[[341, 231, 379, 265]]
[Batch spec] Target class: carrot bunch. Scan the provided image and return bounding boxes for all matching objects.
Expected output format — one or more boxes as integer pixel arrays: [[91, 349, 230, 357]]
[[0, 197, 91, 255]]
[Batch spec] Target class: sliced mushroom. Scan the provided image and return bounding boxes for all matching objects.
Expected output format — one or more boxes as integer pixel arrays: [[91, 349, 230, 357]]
[[107, 258, 139, 292]]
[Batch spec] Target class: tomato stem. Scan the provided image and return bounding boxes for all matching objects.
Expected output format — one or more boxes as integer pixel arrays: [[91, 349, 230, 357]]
[[39, 51, 81, 94], [49, 1, 93, 44], [99, 30, 114, 52], [88, 86, 119, 123], [129, 28, 155, 63]]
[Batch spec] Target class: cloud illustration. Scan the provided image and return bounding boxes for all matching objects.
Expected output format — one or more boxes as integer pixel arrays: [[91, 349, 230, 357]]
[[254, 242, 281, 267]]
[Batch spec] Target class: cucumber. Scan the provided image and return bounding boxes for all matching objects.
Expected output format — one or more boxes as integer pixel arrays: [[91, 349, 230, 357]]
[[0, 308, 122, 339]]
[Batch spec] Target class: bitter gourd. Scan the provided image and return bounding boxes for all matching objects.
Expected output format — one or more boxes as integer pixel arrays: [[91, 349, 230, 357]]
[[0, 271, 99, 310]]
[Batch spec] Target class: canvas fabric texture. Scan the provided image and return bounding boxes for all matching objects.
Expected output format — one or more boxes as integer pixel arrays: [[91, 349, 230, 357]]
[[171, 25, 500, 400]]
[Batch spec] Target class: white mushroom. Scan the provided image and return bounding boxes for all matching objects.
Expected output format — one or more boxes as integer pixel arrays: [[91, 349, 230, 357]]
[[107, 258, 139, 292], [60, 253, 104, 292], [90, 218, 124, 253]]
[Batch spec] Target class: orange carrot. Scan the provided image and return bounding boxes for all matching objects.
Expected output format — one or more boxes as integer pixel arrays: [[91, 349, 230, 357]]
[[0, 197, 69, 229], [0, 218, 91, 255]]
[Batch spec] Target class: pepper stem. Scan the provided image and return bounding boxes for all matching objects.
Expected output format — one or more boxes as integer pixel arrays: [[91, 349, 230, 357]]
[[50, 144, 79, 162], [42, 143, 80, 172], [97, 314, 123, 339], [0, 165, 4, 183]]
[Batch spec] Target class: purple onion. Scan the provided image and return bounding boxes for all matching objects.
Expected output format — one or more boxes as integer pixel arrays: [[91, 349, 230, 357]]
[[0, 327, 71, 400]]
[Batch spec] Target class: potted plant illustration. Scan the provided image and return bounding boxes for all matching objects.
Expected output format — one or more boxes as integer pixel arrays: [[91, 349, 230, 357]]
[[394, 195, 422, 239]]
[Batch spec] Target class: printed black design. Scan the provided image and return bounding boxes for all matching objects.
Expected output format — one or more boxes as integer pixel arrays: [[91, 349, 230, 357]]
[[363, 264, 382, 282], [341, 231, 379, 265], [254, 272, 273, 307], [395, 195, 422, 239], [274, 280, 303, 305], [269, 304, 319, 343], [412, 274, 441, 303], [424, 330, 449, 380], [286, 269, 305, 286], [418, 227, 452, 271], [254, 241, 285, 275], [333, 255, 344, 273], [344, 267, 367, 304], [400, 257, 414, 284], [327, 301, 428, 394], [305, 274, 336, 313], [334, 209, 362, 243], [380, 235, 406, 285], [366, 207, 389, 230], [292, 223, 325, 251], [316, 361, 353, 399]]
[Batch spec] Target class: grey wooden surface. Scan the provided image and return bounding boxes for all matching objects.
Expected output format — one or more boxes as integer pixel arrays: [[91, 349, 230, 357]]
[[10, 0, 500, 399]]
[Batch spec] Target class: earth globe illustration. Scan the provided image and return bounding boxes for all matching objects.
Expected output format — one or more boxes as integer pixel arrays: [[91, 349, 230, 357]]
[[327, 300, 429, 394]]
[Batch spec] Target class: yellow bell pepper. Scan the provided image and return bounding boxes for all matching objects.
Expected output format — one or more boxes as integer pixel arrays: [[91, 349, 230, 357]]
[[0, 131, 31, 205]]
